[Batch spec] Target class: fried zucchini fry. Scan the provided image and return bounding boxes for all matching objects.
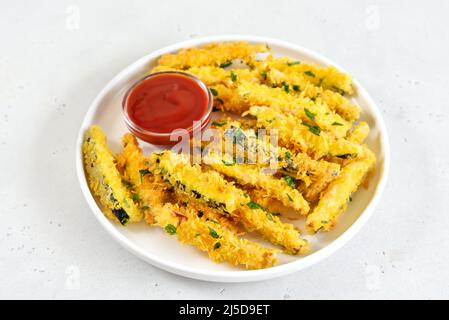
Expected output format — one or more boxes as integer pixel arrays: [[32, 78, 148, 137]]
[[245, 106, 364, 160], [203, 151, 310, 215], [156, 203, 278, 269], [238, 82, 351, 138], [82, 126, 142, 225], [157, 42, 271, 69], [306, 149, 376, 232], [153, 151, 308, 254], [256, 57, 354, 95]]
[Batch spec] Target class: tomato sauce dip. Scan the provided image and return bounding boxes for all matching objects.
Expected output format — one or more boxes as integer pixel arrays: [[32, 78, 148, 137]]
[[123, 72, 212, 145]]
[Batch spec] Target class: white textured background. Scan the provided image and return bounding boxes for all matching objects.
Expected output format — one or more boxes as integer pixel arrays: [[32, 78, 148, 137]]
[[1, 0, 448, 299]]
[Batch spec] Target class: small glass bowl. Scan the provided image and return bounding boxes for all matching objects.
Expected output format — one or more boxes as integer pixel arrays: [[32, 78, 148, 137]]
[[122, 71, 213, 145]]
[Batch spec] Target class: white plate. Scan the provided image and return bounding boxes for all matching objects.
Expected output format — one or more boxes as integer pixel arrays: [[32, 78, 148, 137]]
[[76, 35, 390, 282]]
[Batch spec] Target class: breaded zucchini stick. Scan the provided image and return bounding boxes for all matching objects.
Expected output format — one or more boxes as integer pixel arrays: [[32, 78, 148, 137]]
[[153, 151, 308, 254], [306, 149, 376, 232], [203, 151, 310, 215], [263, 67, 359, 121], [245, 106, 364, 160], [156, 203, 278, 269], [119, 134, 171, 224], [82, 126, 142, 225], [157, 42, 271, 69], [256, 57, 354, 95], [238, 82, 351, 138]]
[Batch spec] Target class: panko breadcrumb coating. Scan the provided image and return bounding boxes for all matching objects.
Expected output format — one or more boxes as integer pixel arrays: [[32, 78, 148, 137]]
[[157, 42, 271, 69], [83, 126, 142, 225]]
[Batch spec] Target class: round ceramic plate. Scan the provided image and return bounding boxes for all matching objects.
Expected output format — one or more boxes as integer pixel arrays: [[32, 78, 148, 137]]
[[76, 35, 390, 282]]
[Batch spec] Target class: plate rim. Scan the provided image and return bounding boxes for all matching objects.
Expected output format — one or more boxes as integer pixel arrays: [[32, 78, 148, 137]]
[[75, 35, 391, 282]]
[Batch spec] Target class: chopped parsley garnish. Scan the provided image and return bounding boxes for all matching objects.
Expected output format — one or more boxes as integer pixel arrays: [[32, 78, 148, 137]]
[[139, 169, 151, 182], [141, 205, 150, 211], [304, 70, 316, 77], [219, 61, 232, 68], [222, 159, 235, 166], [214, 242, 221, 250], [321, 220, 329, 224], [165, 224, 177, 235], [247, 201, 263, 210], [212, 120, 227, 126], [266, 213, 273, 221], [132, 194, 140, 202], [332, 122, 343, 126], [310, 96, 317, 102], [303, 123, 321, 136], [287, 61, 301, 66], [261, 71, 267, 80], [208, 227, 220, 239], [195, 233, 201, 238], [210, 88, 218, 96], [282, 82, 289, 93], [286, 193, 293, 202], [284, 151, 292, 160], [283, 175, 296, 188], [230, 71, 237, 82], [292, 85, 300, 92], [304, 108, 316, 121]]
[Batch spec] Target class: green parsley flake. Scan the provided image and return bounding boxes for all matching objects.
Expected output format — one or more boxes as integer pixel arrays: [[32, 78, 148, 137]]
[[208, 227, 220, 239], [165, 224, 177, 235], [247, 201, 263, 210], [212, 120, 227, 126], [219, 61, 232, 68], [139, 169, 151, 182], [230, 71, 237, 82], [283, 175, 296, 188], [304, 108, 316, 121], [304, 70, 316, 77], [210, 88, 218, 96], [303, 123, 321, 136]]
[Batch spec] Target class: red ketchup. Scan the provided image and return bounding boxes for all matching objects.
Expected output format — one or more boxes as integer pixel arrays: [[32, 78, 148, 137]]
[[123, 72, 212, 145]]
